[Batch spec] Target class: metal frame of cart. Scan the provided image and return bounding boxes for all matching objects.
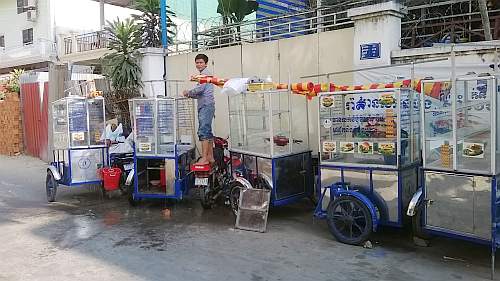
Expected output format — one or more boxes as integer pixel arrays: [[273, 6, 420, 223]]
[[129, 96, 196, 204], [46, 96, 108, 202], [407, 75, 500, 276], [226, 89, 314, 211], [314, 88, 421, 245]]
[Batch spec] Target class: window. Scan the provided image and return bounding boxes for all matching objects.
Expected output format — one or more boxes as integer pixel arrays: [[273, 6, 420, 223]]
[[22, 29, 33, 45], [0, 35, 4, 49], [17, 0, 28, 14]]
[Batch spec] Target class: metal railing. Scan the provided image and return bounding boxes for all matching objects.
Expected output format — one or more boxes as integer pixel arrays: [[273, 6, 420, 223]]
[[168, 6, 353, 55], [401, 0, 500, 48], [63, 31, 111, 55]]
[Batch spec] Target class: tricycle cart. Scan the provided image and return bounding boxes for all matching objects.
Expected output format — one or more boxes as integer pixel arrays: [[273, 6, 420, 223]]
[[128, 96, 196, 205], [226, 89, 314, 214], [314, 88, 421, 245], [407, 74, 500, 275], [46, 96, 108, 202]]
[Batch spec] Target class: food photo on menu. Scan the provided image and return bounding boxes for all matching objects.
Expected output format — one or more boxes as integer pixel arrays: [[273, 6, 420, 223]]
[[358, 141, 373, 154], [340, 142, 355, 153]]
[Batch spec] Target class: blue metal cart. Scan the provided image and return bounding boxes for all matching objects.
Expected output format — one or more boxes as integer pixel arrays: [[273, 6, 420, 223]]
[[225, 89, 314, 214], [407, 74, 500, 277], [314, 88, 421, 245], [128, 97, 196, 205], [46, 96, 108, 202]]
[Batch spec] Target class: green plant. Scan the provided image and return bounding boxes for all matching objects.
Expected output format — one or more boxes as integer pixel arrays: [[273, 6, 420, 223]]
[[7, 69, 24, 94], [131, 0, 177, 47], [217, 0, 258, 24], [101, 18, 142, 91]]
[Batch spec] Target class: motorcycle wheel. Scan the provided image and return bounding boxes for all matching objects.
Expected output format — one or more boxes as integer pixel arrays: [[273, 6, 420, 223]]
[[229, 181, 246, 217]]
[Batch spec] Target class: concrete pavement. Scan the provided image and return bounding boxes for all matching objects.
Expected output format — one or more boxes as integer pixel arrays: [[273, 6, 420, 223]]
[[0, 155, 495, 281]]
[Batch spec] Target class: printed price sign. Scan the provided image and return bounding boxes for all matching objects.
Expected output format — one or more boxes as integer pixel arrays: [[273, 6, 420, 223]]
[[360, 43, 381, 60]]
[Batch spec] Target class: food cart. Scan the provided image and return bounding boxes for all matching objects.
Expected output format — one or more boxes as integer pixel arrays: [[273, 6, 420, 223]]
[[407, 74, 500, 273], [314, 88, 421, 245], [46, 96, 107, 202], [128, 96, 196, 205], [226, 88, 314, 214]]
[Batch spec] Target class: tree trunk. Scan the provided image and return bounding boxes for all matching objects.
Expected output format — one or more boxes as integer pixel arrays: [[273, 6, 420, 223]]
[[478, 0, 493, 40]]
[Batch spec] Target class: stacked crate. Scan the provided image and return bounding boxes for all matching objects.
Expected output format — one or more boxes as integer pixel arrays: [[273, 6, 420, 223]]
[[0, 89, 23, 156]]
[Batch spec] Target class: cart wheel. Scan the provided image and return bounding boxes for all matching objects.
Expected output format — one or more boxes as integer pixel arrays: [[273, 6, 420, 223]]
[[200, 186, 213, 209], [46, 171, 58, 203], [229, 181, 245, 216], [326, 196, 372, 245], [412, 204, 432, 242]]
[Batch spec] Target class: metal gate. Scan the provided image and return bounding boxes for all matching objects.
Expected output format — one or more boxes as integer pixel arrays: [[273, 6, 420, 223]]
[[21, 82, 48, 160]]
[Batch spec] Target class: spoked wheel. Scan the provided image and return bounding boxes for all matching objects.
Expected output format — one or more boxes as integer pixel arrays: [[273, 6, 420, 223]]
[[229, 181, 245, 216], [326, 196, 372, 245], [46, 171, 58, 203]]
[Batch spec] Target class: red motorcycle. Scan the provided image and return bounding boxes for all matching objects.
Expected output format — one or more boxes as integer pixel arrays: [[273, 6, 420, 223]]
[[191, 137, 240, 209]]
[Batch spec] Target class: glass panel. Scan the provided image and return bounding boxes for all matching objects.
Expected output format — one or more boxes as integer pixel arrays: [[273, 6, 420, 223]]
[[134, 99, 156, 155], [229, 90, 309, 158], [229, 92, 272, 156], [229, 93, 246, 152], [422, 81, 454, 170], [456, 78, 494, 173], [290, 94, 309, 153], [400, 89, 421, 166], [176, 98, 195, 154], [68, 98, 89, 147], [52, 100, 68, 149], [157, 98, 175, 155], [270, 91, 291, 156], [319, 90, 399, 167], [87, 98, 105, 146]]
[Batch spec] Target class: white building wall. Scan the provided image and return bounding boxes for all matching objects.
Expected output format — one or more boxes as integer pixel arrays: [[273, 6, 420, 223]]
[[0, 0, 52, 50]]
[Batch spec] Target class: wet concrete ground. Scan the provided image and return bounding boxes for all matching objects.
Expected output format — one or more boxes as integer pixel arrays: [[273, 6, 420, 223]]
[[0, 155, 497, 281]]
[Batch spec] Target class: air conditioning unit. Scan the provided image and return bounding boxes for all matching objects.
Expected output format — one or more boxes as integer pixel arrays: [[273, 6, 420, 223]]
[[27, 10, 38, 22]]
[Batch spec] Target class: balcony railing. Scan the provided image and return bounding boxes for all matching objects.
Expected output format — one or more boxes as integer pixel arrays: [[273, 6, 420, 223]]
[[63, 31, 111, 55]]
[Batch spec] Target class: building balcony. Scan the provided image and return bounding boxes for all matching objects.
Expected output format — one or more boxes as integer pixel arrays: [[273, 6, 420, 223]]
[[0, 39, 57, 70], [59, 31, 113, 64]]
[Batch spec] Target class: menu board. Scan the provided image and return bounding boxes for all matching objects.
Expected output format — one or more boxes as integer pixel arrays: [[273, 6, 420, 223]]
[[135, 103, 154, 136], [68, 100, 88, 132], [321, 92, 397, 140]]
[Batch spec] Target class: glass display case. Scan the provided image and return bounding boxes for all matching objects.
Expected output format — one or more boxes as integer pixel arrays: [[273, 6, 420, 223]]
[[227, 89, 313, 207], [319, 88, 420, 168], [228, 89, 309, 157], [422, 75, 498, 174], [52, 96, 106, 149], [129, 96, 196, 202], [419, 75, 500, 245], [315, 88, 420, 236], [47, 96, 107, 195], [130, 97, 195, 157]]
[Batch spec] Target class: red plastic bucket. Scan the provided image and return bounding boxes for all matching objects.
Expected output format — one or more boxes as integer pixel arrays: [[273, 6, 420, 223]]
[[102, 167, 122, 191]]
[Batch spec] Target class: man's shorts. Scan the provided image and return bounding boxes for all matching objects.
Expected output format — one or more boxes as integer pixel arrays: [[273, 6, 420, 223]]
[[197, 104, 215, 141]]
